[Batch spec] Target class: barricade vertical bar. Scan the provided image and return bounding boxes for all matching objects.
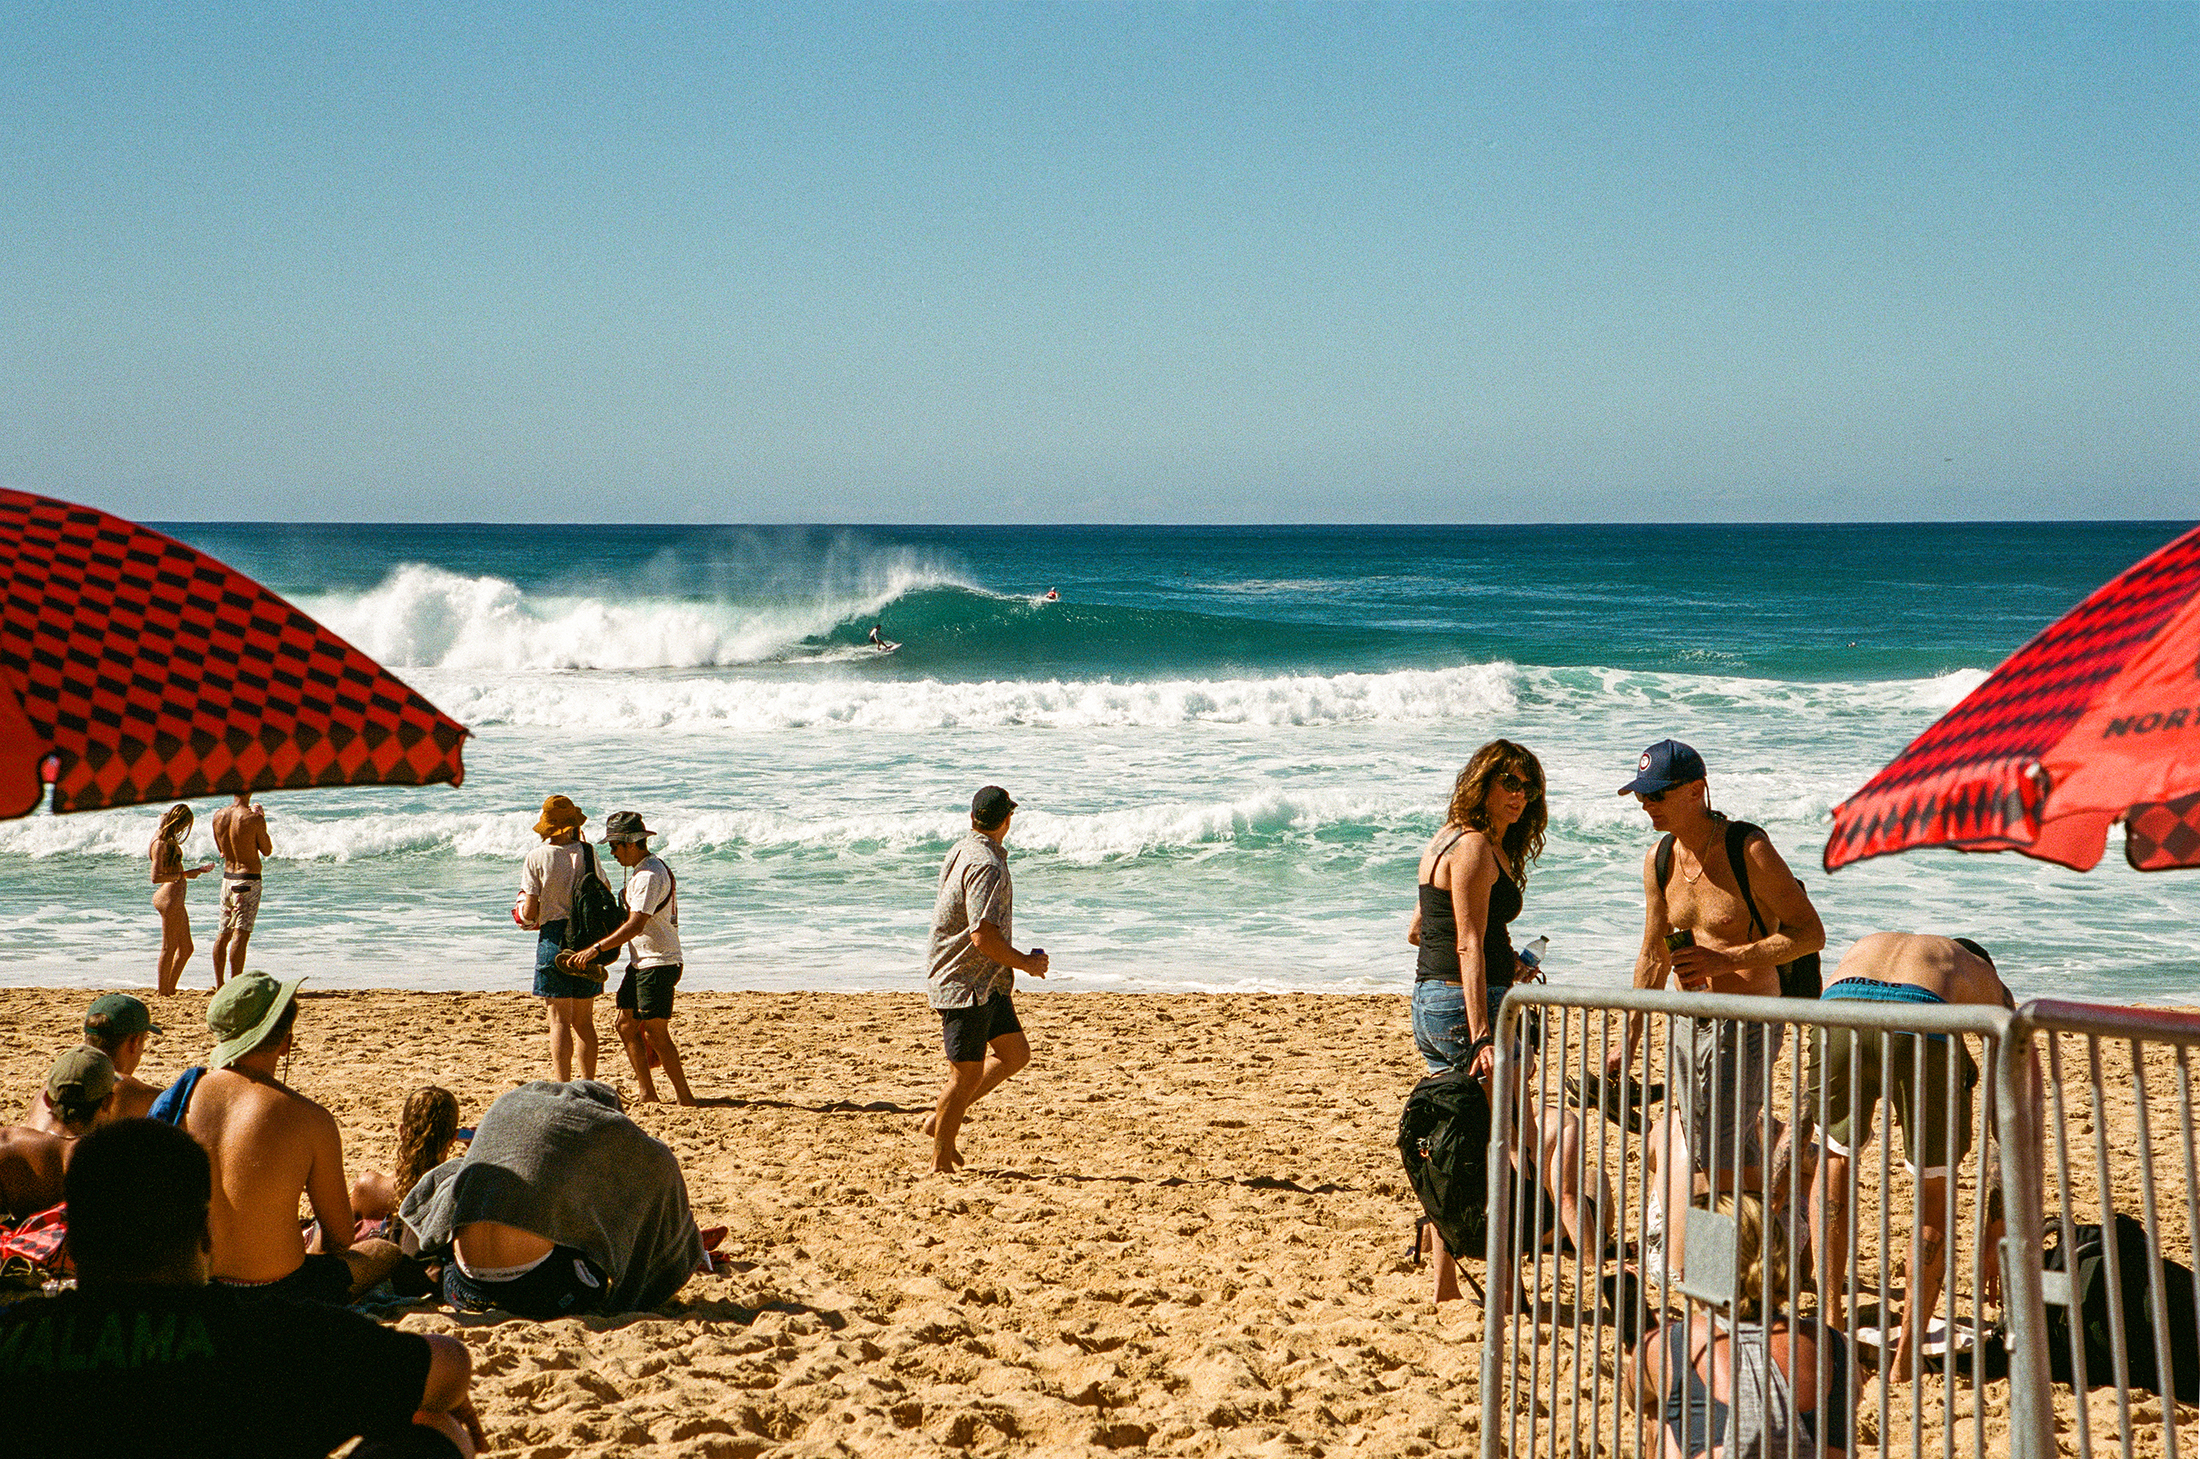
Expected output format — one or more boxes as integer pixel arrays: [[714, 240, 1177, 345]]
[[2179, 1049, 2200, 1452], [2126, 1041, 2180, 1459], [1877, 1027, 1893, 1458], [2042, 1032, 2092, 1453], [1479, 989, 1516, 1459], [1994, 1010, 2052, 1459], [2086, 1036, 2138, 1458], [1909, 1025, 1925, 1459], [1968, 1033, 1989, 1459]]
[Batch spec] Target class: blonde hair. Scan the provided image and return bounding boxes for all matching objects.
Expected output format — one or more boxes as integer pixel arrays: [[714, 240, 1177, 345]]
[[156, 803, 193, 845], [1707, 1192, 1787, 1321]]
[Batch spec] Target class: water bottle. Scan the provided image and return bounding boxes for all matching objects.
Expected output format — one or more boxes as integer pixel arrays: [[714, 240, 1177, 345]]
[[1519, 935, 1550, 976]]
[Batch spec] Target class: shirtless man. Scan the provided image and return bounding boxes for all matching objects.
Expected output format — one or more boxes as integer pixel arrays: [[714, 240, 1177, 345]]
[[1809, 933, 2014, 1375], [1, 1050, 116, 1218], [1607, 740, 1824, 1272], [178, 972, 402, 1302], [22, 997, 163, 1131], [209, 791, 271, 986]]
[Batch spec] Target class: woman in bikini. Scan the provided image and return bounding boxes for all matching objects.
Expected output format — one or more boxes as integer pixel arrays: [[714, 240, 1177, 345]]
[[1407, 741, 1601, 1299], [149, 803, 213, 995]]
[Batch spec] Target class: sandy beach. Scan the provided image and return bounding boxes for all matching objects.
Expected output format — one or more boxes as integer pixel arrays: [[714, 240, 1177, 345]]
[[8, 984, 2197, 1458], [5, 987, 1487, 1458]]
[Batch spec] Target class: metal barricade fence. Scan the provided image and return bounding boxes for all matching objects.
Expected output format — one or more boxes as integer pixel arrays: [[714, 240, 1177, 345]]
[[2002, 999, 2200, 1459], [1476, 985, 2032, 1459]]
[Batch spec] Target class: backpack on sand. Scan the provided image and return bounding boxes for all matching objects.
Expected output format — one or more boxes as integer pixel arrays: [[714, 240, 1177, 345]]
[[1398, 1069, 1554, 1269], [1656, 818, 1822, 999], [2044, 1212, 2200, 1402], [558, 842, 624, 979]]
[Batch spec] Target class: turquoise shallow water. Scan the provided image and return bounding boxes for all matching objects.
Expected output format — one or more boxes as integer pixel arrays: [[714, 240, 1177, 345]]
[[3, 521, 2196, 1003]]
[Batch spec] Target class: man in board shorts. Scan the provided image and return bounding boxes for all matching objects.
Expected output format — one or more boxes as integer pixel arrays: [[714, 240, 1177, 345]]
[[923, 786, 1048, 1174], [1808, 931, 2013, 1376], [559, 811, 695, 1106], [209, 791, 271, 987]]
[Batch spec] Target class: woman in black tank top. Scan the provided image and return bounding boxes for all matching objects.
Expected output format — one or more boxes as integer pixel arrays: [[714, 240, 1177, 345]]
[[1409, 740, 1547, 1080], [1406, 740, 1557, 1304]]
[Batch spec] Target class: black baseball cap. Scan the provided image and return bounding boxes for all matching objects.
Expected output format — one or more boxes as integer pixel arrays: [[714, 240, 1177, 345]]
[[971, 786, 1017, 826], [1619, 739, 1708, 796]]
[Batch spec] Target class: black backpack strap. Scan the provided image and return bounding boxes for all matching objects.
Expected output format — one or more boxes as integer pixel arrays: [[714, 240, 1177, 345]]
[[1725, 819, 1769, 938], [1654, 833, 1676, 887]]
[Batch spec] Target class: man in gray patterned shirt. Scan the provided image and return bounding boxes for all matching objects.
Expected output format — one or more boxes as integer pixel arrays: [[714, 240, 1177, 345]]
[[923, 785, 1049, 1173]]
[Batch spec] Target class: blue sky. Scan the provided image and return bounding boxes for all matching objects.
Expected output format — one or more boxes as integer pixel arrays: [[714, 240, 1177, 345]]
[[3, 3, 2195, 523]]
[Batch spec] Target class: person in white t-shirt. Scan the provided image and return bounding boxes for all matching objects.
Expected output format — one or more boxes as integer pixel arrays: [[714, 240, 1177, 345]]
[[557, 811, 695, 1106], [517, 796, 605, 1081]]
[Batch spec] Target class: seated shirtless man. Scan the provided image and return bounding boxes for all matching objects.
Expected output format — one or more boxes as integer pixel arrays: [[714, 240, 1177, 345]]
[[1809, 931, 2015, 1376], [1, 1050, 117, 1219], [23, 995, 166, 1132], [171, 971, 402, 1302]]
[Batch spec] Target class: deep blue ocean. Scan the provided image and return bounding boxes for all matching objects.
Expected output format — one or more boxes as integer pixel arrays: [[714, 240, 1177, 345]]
[[5, 521, 2196, 1002]]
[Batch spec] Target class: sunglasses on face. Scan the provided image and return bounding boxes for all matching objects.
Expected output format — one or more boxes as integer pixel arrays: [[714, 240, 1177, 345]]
[[1636, 788, 1669, 804], [1497, 772, 1542, 797]]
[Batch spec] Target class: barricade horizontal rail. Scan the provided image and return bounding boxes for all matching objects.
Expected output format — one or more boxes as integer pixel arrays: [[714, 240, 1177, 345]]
[[1477, 986, 2029, 1459]]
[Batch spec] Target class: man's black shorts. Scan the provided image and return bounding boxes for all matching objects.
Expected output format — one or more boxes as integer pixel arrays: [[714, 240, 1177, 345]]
[[939, 991, 1022, 1064], [213, 1249, 352, 1305], [616, 963, 681, 1021]]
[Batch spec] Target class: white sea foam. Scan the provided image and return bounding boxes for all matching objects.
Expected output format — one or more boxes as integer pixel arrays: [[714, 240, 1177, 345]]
[[303, 556, 974, 671], [424, 662, 1525, 732]]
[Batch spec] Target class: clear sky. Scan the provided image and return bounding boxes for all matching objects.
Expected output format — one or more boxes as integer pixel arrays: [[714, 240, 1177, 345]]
[[3, 3, 2195, 524]]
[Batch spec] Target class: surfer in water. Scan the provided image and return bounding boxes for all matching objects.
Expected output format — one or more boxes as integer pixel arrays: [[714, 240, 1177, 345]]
[[1042, 588, 1059, 602], [869, 622, 888, 650]]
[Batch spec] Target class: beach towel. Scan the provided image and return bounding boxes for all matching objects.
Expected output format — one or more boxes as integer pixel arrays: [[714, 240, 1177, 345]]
[[398, 1080, 705, 1313], [0, 1204, 68, 1272], [148, 1066, 206, 1126]]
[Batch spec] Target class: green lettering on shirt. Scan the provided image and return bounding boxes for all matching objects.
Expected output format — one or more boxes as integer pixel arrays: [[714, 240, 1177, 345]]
[[131, 1312, 177, 1367], [0, 1317, 35, 1373], [56, 1313, 86, 1372], [88, 1314, 127, 1370], [175, 1313, 216, 1364]]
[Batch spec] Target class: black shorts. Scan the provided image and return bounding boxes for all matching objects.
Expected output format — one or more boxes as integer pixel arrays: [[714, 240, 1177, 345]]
[[939, 991, 1023, 1064], [616, 963, 681, 1021], [441, 1243, 607, 1319], [214, 1250, 352, 1305]]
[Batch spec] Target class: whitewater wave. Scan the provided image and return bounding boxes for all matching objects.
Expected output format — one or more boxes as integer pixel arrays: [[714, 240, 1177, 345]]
[[0, 790, 1429, 864], [425, 662, 1523, 731], [304, 554, 978, 671]]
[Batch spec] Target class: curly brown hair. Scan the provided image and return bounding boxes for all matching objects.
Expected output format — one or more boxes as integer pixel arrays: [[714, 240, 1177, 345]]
[[1445, 739, 1547, 879], [392, 1085, 463, 1207]]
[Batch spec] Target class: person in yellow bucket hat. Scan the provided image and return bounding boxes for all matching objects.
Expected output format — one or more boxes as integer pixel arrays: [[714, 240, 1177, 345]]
[[517, 794, 609, 1081]]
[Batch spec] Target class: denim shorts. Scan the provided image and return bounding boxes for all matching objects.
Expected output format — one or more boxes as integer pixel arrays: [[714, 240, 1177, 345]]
[[532, 922, 605, 1000], [1410, 981, 1542, 1075]]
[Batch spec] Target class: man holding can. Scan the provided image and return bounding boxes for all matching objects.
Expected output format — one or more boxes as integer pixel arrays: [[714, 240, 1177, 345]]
[[1610, 740, 1823, 1273], [923, 786, 1048, 1174]]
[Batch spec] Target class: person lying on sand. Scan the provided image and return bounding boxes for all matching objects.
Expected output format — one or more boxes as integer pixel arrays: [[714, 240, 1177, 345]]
[[159, 972, 403, 1303], [22, 995, 166, 1132], [0, 1119, 485, 1459], [400, 1079, 706, 1319], [0, 1050, 117, 1218]]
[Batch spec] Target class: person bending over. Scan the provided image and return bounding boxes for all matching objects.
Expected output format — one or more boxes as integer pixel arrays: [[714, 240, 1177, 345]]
[[162, 972, 404, 1302], [400, 1080, 706, 1319], [1808, 931, 2016, 1376], [0, 1119, 484, 1459]]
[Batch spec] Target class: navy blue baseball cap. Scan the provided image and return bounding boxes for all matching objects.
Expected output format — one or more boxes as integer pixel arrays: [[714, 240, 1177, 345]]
[[1619, 739, 1707, 796]]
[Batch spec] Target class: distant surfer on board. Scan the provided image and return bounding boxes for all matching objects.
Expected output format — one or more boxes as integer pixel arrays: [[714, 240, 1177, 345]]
[[869, 623, 898, 653], [1042, 588, 1059, 602]]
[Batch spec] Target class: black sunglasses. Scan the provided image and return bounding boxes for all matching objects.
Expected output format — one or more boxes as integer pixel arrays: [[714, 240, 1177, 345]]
[[1497, 772, 1542, 797], [1636, 788, 1669, 804]]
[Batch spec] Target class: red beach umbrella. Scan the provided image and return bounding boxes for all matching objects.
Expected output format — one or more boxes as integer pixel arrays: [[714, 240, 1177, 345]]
[[1825, 524, 2200, 874], [0, 489, 467, 820]]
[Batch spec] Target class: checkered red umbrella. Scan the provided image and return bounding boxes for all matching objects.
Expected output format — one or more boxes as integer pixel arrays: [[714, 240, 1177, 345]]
[[1825, 523, 2200, 874], [1, 490, 466, 819]]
